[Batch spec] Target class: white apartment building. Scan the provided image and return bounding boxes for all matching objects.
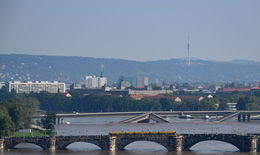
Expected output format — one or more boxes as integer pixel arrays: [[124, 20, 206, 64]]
[[7, 81, 66, 93], [84, 76, 107, 89]]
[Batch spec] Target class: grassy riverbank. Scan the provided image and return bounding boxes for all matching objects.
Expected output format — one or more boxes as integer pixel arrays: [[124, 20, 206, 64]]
[[11, 130, 46, 137]]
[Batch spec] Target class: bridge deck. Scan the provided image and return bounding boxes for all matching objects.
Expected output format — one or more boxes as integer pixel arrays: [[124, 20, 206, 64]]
[[119, 112, 169, 123], [34, 111, 260, 118]]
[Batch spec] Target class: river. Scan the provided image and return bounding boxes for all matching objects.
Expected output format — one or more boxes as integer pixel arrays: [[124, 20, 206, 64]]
[[1, 116, 260, 155]]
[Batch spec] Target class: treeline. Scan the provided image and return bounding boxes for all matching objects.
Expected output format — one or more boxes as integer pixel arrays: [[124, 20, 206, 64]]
[[30, 92, 219, 112], [0, 90, 39, 136], [31, 92, 162, 112], [1, 90, 260, 136], [30, 92, 260, 113]]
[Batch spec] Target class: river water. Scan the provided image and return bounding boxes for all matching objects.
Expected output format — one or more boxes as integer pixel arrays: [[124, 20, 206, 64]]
[[1, 116, 260, 155]]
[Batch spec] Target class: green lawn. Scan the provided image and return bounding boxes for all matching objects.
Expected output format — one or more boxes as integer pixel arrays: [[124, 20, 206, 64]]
[[12, 130, 46, 137]]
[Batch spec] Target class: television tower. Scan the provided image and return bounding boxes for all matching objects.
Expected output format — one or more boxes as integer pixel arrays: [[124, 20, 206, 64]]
[[187, 33, 191, 67]]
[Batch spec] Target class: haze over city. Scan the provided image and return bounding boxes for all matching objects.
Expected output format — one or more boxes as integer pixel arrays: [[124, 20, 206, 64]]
[[0, 0, 260, 61], [1, 1, 260, 154]]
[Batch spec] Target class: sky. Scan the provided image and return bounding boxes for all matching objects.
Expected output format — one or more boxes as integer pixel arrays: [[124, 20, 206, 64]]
[[0, 0, 260, 61]]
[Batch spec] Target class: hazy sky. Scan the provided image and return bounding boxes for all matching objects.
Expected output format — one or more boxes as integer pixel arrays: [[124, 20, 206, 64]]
[[0, 0, 260, 61]]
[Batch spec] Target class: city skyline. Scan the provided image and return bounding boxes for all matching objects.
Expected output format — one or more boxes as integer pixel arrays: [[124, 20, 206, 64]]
[[1, 0, 260, 61]]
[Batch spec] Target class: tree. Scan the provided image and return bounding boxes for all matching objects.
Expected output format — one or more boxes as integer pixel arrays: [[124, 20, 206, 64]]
[[246, 102, 260, 110], [4, 96, 39, 129], [0, 106, 15, 137], [41, 113, 56, 136], [160, 98, 172, 111], [237, 96, 253, 110]]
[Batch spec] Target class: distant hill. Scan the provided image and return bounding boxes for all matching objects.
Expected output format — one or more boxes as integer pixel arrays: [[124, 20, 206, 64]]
[[0, 54, 260, 83]]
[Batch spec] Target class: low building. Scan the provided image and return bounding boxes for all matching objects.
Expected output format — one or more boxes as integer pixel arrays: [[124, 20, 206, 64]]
[[130, 95, 204, 102], [128, 89, 173, 96], [251, 86, 260, 92], [7, 81, 66, 93], [0, 82, 6, 89], [216, 88, 251, 95], [226, 102, 237, 111]]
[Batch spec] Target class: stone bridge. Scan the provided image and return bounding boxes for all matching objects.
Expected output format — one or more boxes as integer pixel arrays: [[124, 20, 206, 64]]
[[1, 133, 259, 152], [182, 134, 260, 152], [55, 136, 110, 150], [3, 137, 55, 150], [109, 132, 181, 151]]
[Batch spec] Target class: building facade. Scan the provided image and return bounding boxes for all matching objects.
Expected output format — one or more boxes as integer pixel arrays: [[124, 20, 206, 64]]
[[121, 76, 149, 88], [7, 81, 66, 93], [84, 76, 107, 89], [136, 77, 149, 88]]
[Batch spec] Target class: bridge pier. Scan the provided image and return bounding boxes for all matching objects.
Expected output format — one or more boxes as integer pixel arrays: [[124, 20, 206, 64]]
[[238, 114, 241, 122], [56, 117, 65, 125], [56, 117, 59, 125], [175, 135, 184, 152], [242, 114, 246, 122], [250, 136, 258, 152], [109, 136, 117, 151], [49, 136, 56, 151], [0, 139, 4, 150], [238, 114, 251, 122], [247, 114, 251, 122], [258, 138, 260, 152]]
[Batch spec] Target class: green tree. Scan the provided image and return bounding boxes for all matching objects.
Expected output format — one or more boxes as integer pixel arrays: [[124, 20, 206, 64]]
[[41, 113, 56, 136], [4, 96, 39, 129], [160, 98, 172, 111], [237, 98, 246, 110], [246, 102, 260, 110], [0, 106, 15, 137]]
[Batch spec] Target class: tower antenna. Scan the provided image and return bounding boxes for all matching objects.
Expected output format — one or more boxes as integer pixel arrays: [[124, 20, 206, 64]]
[[187, 33, 191, 67]]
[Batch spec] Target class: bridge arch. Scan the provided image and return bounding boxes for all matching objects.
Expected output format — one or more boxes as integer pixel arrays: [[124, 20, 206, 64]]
[[118, 139, 171, 151], [7, 142, 46, 150], [123, 140, 168, 151], [65, 142, 102, 151], [183, 134, 249, 152], [57, 140, 107, 150], [189, 140, 240, 152]]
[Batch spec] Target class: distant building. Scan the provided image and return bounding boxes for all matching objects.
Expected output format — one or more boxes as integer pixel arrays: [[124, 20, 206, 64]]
[[136, 77, 149, 88], [84, 76, 107, 89], [226, 102, 237, 111], [71, 83, 82, 89], [251, 86, 260, 92], [207, 94, 213, 98], [216, 86, 260, 95], [128, 89, 173, 96], [120, 81, 132, 88], [130, 95, 204, 102], [122, 77, 136, 87], [0, 82, 6, 89], [176, 96, 203, 102], [120, 76, 149, 88], [7, 81, 66, 93], [217, 88, 251, 93]]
